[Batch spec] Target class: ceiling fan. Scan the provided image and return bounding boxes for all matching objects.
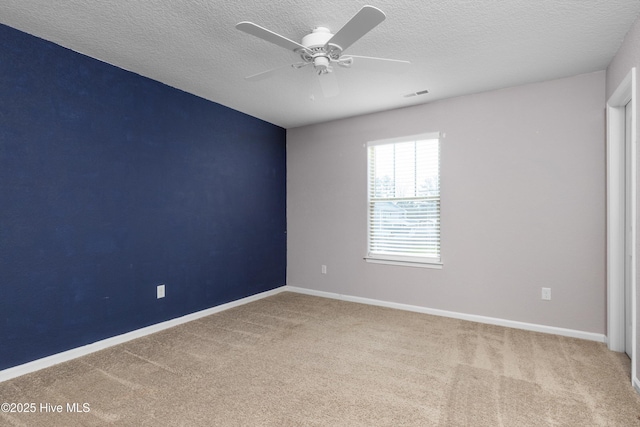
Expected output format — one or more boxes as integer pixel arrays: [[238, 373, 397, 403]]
[[236, 5, 410, 98]]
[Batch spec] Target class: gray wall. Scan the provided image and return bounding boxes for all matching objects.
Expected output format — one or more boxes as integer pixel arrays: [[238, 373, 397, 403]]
[[287, 70, 606, 334], [607, 13, 640, 383]]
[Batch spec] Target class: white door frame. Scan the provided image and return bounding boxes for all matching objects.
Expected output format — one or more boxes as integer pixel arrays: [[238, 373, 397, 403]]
[[607, 67, 636, 385]]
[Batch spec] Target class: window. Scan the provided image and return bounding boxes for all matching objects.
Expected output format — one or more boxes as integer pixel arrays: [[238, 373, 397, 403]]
[[366, 132, 441, 268]]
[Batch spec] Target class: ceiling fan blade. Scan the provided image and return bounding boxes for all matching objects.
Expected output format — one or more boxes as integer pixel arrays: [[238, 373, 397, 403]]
[[324, 5, 385, 52], [341, 55, 411, 73], [318, 72, 340, 98], [245, 62, 309, 81], [236, 22, 309, 53]]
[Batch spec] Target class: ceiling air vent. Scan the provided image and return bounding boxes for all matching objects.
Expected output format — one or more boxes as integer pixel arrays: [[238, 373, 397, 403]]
[[404, 89, 429, 98]]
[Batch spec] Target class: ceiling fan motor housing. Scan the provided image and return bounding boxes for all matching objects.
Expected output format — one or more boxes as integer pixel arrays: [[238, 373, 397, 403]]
[[302, 27, 334, 48], [299, 27, 342, 70]]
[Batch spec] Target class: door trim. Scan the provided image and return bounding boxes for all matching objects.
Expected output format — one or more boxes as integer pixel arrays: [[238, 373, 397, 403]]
[[607, 67, 636, 384]]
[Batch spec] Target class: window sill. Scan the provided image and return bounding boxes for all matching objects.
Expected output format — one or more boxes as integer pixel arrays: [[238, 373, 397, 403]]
[[364, 256, 443, 269]]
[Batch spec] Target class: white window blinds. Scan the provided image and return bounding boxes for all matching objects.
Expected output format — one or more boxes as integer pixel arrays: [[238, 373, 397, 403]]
[[367, 133, 441, 264]]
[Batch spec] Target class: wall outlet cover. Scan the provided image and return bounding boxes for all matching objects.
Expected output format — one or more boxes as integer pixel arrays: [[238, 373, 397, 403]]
[[541, 287, 551, 301]]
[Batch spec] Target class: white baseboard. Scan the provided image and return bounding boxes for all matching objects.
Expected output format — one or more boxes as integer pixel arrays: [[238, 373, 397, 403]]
[[634, 377, 640, 395], [2, 284, 607, 383], [0, 286, 287, 383], [284, 285, 606, 343]]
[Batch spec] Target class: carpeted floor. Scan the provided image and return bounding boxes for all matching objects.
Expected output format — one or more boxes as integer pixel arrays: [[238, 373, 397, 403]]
[[1, 291, 640, 426]]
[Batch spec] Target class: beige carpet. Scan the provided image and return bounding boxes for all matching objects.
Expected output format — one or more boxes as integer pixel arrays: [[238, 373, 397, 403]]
[[1, 291, 640, 426]]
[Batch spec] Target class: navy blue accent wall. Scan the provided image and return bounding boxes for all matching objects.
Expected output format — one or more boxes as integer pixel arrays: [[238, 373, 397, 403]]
[[0, 24, 287, 370]]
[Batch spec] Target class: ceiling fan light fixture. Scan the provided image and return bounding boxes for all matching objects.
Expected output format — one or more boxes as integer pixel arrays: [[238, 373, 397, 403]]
[[313, 56, 332, 74]]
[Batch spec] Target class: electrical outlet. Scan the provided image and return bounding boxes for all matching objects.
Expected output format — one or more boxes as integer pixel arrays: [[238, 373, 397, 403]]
[[321, 265, 327, 275], [157, 284, 165, 299], [541, 287, 551, 301]]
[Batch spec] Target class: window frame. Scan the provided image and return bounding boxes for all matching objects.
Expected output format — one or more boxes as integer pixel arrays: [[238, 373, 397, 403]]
[[365, 132, 442, 269]]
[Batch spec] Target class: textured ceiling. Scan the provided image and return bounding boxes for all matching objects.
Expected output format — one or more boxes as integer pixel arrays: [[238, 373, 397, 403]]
[[0, 0, 639, 129]]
